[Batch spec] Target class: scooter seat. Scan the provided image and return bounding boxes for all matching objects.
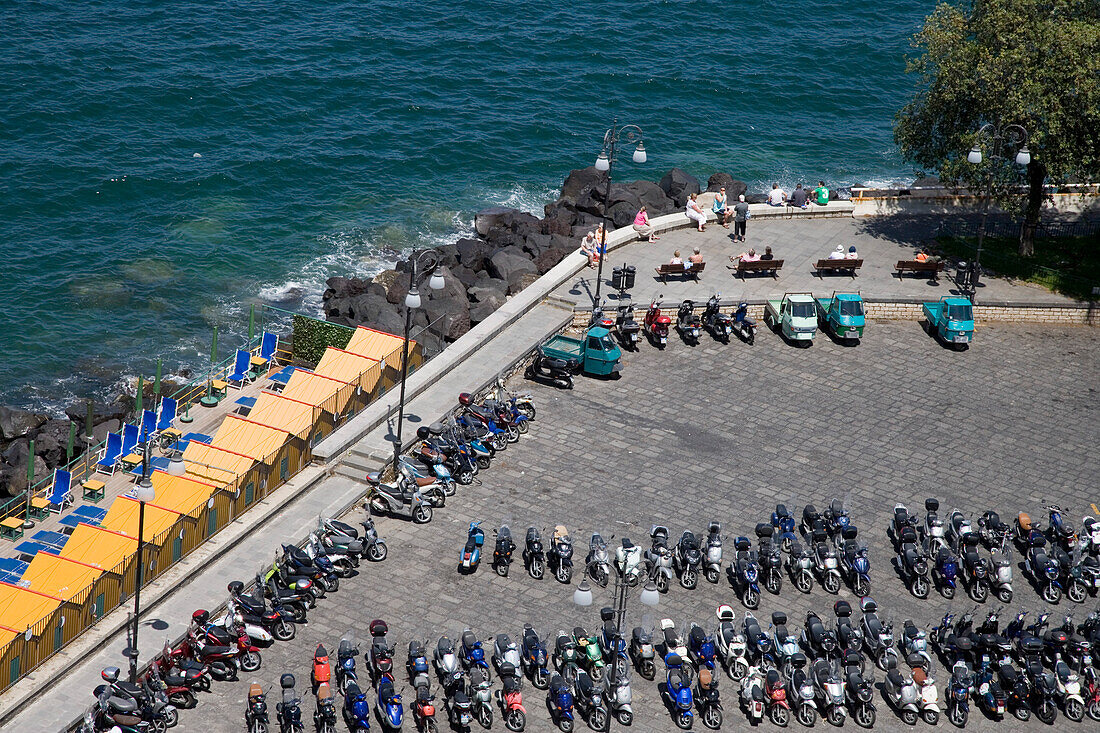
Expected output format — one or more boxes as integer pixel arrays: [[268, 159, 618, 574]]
[[1017, 512, 1032, 531], [903, 547, 920, 565], [894, 507, 910, 525], [847, 671, 864, 691], [112, 713, 143, 726], [886, 668, 904, 688], [904, 624, 921, 640], [411, 475, 435, 487], [200, 644, 233, 655], [165, 674, 188, 687], [766, 668, 780, 686]]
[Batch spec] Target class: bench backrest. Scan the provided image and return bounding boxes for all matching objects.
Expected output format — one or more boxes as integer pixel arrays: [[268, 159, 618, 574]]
[[657, 263, 685, 273], [739, 259, 784, 270], [896, 260, 944, 269], [816, 258, 863, 268]]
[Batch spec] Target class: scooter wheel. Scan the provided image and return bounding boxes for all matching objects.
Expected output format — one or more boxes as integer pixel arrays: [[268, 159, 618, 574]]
[[559, 718, 574, 732], [529, 560, 545, 580], [442, 480, 457, 496], [798, 705, 817, 727], [368, 542, 388, 562], [516, 420, 529, 435], [458, 469, 476, 484], [681, 570, 698, 590], [1086, 700, 1100, 721], [506, 710, 526, 731], [273, 619, 296, 641], [163, 706, 180, 727], [949, 706, 967, 727], [655, 574, 669, 594], [617, 710, 633, 726], [1065, 699, 1085, 722], [1068, 581, 1088, 604], [902, 710, 918, 725], [476, 456, 492, 470], [923, 709, 939, 725], [770, 706, 789, 727], [705, 568, 720, 584], [940, 584, 956, 600], [413, 505, 433, 524], [240, 650, 262, 672], [828, 707, 846, 726], [676, 711, 693, 729], [911, 577, 929, 599], [495, 562, 509, 578], [1042, 584, 1062, 604], [1013, 704, 1031, 721], [590, 708, 607, 731], [640, 659, 656, 681], [997, 588, 1013, 603]]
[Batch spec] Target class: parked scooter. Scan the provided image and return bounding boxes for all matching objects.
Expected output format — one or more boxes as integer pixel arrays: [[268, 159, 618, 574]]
[[365, 471, 433, 524], [701, 294, 733, 343], [714, 605, 749, 681], [786, 654, 818, 727], [493, 662, 525, 732], [859, 598, 898, 671], [603, 665, 634, 726], [312, 683, 337, 733], [548, 674, 575, 732], [696, 666, 723, 729], [573, 671, 608, 731], [944, 660, 973, 727], [458, 521, 485, 574], [311, 643, 332, 694], [643, 297, 672, 348], [459, 629, 492, 682], [549, 526, 574, 584], [730, 536, 761, 609], [731, 302, 757, 345], [811, 658, 847, 726], [615, 538, 644, 586], [335, 635, 360, 695], [408, 639, 431, 688], [675, 299, 702, 345], [246, 682, 269, 733], [375, 677, 403, 731], [921, 498, 949, 555], [276, 673, 304, 733], [524, 527, 546, 580], [525, 348, 576, 389], [674, 530, 702, 589], [740, 665, 766, 725], [786, 538, 815, 594], [663, 653, 695, 729], [645, 526, 674, 593], [520, 625, 550, 690], [410, 679, 439, 733], [772, 504, 797, 553], [702, 522, 723, 584], [756, 524, 783, 595], [895, 525, 931, 599], [614, 299, 641, 351], [367, 619, 395, 684], [930, 544, 959, 599], [630, 623, 657, 681], [585, 533, 613, 588], [837, 526, 872, 597], [491, 524, 515, 577], [881, 658, 921, 725], [842, 650, 876, 728]]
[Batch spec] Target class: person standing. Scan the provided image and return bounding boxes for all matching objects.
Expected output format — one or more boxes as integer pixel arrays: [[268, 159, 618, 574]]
[[732, 195, 749, 243], [767, 183, 787, 206], [712, 187, 731, 228], [685, 193, 707, 232], [633, 206, 658, 243], [812, 181, 830, 206]]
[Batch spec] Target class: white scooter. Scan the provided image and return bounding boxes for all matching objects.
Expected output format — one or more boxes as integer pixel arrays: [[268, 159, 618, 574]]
[[615, 538, 644, 586], [741, 666, 766, 723], [703, 522, 723, 584], [214, 606, 273, 645], [603, 667, 634, 725], [714, 605, 748, 681], [882, 659, 921, 725]]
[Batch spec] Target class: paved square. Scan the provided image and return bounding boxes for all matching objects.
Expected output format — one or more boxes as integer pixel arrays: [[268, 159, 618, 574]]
[[178, 322, 1099, 733]]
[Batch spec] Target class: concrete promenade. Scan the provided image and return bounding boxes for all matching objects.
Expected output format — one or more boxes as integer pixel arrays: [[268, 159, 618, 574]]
[[556, 215, 1079, 310]]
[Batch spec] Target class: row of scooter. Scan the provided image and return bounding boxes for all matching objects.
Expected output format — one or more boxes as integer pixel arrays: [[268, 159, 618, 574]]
[[366, 386, 537, 524], [79, 515, 388, 733], [890, 498, 1100, 604], [593, 294, 758, 351]]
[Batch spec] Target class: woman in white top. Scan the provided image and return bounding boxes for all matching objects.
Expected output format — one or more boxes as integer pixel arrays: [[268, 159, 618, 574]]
[[685, 193, 707, 232]]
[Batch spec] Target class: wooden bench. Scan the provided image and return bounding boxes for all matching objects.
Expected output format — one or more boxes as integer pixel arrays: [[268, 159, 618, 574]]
[[733, 259, 784, 280], [896, 260, 945, 281], [654, 262, 706, 282], [814, 258, 863, 278]]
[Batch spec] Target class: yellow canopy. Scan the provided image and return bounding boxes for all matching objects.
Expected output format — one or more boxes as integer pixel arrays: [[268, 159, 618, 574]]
[[281, 369, 348, 412], [59, 524, 137, 573], [344, 326, 408, 364], [149, 472, 217, 518], [247, 392, 315, 436], [211, 415, 290, 465], [314, 348, 381, 391], [20, 552, 105, 605], [100, 497, 181, 544], [0, 583, 62, 638], [183, 440, 254, 485]]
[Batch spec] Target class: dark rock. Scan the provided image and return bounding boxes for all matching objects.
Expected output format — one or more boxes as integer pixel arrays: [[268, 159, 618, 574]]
[[0, 406, 48, 441], [412, 329, 444, 356], [707, 173, 748, 200], [378, 270, 409, 305], [745, 193, 769, 204], [423, 291, 471, 341], [2, 438, 29, 467], [468, 300, 501, 325], [556, 167, 608, 208], [607, 201, 640, 229], [487, 248, 538, 283], [452, 266, 481, 290], [658, 168, 702, 208], [475, 207, 535, 237], [486, 228, 525, 251], [3, 454, 47, 495], [535, 246, 572, 275], [521, 233, 551, 259], [468, 278, 508, 304], [429, 266, 470, 303], [455, 238, 493, 272], [434, 243, 460, 269], [34, 432, 61, 467], [912, 176, 940, 188], [541, 204, 574, 236], [574, 189, 606, 218], [621, 180, 676, 215]]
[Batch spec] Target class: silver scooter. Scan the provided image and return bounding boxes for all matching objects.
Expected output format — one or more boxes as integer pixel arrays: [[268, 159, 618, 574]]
[[365, 471, 433, 524]]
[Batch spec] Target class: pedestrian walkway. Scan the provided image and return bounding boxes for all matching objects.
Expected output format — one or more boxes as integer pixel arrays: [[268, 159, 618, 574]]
[[557, 217, 1078, 308]]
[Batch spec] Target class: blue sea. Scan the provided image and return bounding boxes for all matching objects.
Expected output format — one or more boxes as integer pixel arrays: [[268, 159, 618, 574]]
[[0, 0, 934, 413]]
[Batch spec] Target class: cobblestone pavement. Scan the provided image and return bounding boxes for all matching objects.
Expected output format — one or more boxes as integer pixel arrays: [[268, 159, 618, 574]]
[[178, 323, 1099, 733]]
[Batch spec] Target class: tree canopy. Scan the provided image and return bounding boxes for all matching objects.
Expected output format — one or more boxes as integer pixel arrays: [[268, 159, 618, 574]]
[[894, 0, 1100, 253]]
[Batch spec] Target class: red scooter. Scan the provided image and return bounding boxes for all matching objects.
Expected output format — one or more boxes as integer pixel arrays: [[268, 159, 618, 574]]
[[411, 683, 439, 731], [158, 639, 213, 691], [643, 297, 672, 348], [311, 643, 332, 694], [188, 610, 262, 676], [496, 662, 527, 731]]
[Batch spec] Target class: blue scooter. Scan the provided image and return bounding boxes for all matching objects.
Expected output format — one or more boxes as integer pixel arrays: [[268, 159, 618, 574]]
[[687, 623, 717, 671], [459, 521, 485, 574], [931, 545, 958, 599], [662, 653, 694, 729], [342, 682, 371, 732], [771, 504, 797, 553], [457, 413, 508, 451], [375, 678, 402, 731], [732, 302, 757, 345], [336, 636, 360, 694], [460, 629, 492, 680], [548, 673, 575, 731]]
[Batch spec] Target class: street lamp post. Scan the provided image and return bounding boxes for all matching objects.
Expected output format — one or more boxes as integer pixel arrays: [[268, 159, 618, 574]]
[[392, 251, 446, 476], [592, 121, 647, 306], [963, 123, 1031, 303], [129, 441, 156, 682], [573, 543, 659, 727]]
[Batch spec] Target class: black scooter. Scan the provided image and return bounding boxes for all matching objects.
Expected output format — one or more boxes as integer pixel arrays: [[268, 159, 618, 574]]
[[676, 299, 702, 345], [525, 348, 575, 389], [702, 293, 733, 343], [615, 298, 641, 350]]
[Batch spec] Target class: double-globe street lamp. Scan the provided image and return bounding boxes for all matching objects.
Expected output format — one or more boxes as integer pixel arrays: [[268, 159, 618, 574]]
[[592, 122, 647, 306], [572, 542, 660, 727], [392, 250, 446, 476], [962, 123, 1031, 302]]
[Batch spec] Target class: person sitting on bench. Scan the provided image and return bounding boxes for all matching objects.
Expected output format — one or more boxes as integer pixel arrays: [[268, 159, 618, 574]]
[[760, 246, 775, 261], [669, 250, 684, 266], [687, 247, 704, 270], [846, 245, 859, 260], [730, 248, 760, 264], [827, 245, 845, 260]]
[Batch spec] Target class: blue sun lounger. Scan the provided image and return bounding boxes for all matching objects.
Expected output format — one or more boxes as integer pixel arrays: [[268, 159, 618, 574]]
[[58, 504, 108, 528], [120, 423, 139, 458], [32, 530, 68, 552], [234, 396, 256, 415], [14, 540, 60, 557], [0, 557, 28, 584], [139, 409, 156, 445], [129, 456, 169, 479], [227, 349, 253, 389], [96, 432, 123, 475], [182, 432, 211, 444], [157, 398, 178, 431], [269, 365, 297, 390], [46, 469, 73, 513]]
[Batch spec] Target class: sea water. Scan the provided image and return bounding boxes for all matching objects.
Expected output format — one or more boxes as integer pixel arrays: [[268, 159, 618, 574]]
[[0, 0, 935, 412]]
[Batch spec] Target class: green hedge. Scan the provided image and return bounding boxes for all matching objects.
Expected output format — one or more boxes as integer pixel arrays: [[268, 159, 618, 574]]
[[292, 315, 354, 366]]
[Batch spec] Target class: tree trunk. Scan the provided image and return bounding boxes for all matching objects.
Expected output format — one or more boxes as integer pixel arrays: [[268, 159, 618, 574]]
[[1019, 159, 1046, 257]]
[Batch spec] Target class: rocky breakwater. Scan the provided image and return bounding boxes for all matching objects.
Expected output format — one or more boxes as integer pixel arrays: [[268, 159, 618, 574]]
[[322, 167, 748, 350]]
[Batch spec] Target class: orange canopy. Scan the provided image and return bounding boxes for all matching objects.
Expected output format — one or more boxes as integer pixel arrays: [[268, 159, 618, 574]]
[[280, 369, 349, 413], [344, 326, 408, 364], [59, 524, 137, 573], [314, 348, 381, 392], [183, 440, 254, 485], [211, 415, 290, 465], [247, 392, 316, 436], [100, 497, 181, 544], [20, 552, 105, 605], [149, 472, 216, 518], [0, 583, 62, 639]]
